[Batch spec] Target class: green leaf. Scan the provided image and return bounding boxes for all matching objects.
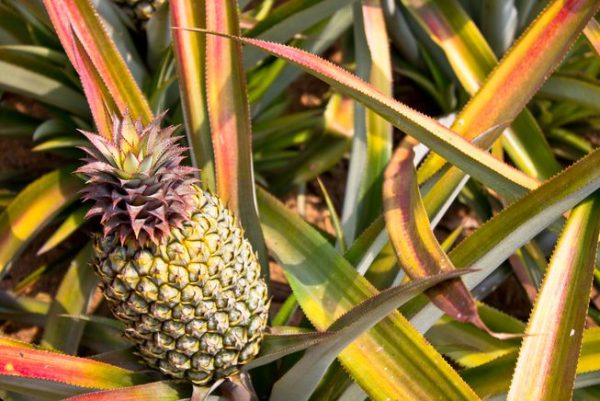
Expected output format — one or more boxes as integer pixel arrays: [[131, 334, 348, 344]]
[[404, 0, 563, 182], [341, 0, 392, 242], [507, 194, 600, 401], [0, 48, 88, 117], [463, 328, 600, 398], [0, 166, 82, 278], [539, 74, 600, 112], [245, 330, 335, 369], [204, 0, 268, 278], [270, 271, 468, 401], [33, 136, 88, 151], [170, 1, 215, 190], [0, 107, 40, 138], [37, 206, 87, 255], [257, 188, 478, 401], [41, 243, 97, 354]]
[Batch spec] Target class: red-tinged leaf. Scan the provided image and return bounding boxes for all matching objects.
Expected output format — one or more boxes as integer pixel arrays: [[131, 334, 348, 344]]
[[507, 193, 600, 401], [170, 1, 215, 190], [204, 0, 268, 276], [174, 27, 539, 202], [0, 342, 149, 389], [383, 139, 510, 338], [405, 0, 562, 182], [584, 18, 600, 54], [71, 36, 115, 139], [43, 0, 152, 125], [62, 381, 191, 401]]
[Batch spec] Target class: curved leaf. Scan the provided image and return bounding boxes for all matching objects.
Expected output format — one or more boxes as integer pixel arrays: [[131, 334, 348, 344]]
[[270, 271, 468, 401], [257, 188, 478, 401], [0, 166, 82, 278]]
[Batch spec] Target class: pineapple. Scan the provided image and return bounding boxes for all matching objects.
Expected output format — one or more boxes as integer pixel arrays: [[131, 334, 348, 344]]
[[77, 112, 269, 384], [112, 0, 166, 26]]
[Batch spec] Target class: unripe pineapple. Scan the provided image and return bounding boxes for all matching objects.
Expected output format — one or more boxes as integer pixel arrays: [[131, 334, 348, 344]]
[[77, 113, 269, 384], [112, 0, 166, 26]]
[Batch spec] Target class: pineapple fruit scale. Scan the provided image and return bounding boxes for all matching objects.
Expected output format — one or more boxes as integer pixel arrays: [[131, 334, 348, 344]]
[[77, 113, 269, 384]]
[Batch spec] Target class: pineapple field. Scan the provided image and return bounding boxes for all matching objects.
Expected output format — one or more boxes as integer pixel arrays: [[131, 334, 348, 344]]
[[0, 0, 600, 400]]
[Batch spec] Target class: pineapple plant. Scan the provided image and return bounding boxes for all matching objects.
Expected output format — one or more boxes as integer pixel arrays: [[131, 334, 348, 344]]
[[77, 112, 269, 384], [112, 0, 166, 25], [1, 1, 600, 400]]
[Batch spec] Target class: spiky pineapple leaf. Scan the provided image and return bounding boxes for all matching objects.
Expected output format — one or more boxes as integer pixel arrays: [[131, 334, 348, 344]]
[[204, 0, 268, 278], [243, 0, 356, 67], [0, 340, 150, 390], [246, 331, 336, 369], [269, 270, 468, 401], [341, 0, 392, 242], [409, 146, 600, 333], [507, 194, 600, 400], [170, 1, 215, 189], [383, 139, 489, 333], [61, 381, 191, 401], [43, 0, 152, 124], [463, 328, 600, 398], [257, 188, 478, 401], [403, 0, 564, 181], [176, 28, 539, 201], [0, 166, 82, 278]]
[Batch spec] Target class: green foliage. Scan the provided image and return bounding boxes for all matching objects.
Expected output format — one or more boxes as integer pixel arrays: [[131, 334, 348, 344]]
[[0, 0, 600, 400]]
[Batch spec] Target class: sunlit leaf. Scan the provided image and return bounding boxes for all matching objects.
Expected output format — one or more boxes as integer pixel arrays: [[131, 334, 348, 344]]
[[257, 188, 478, 400], [0, 167, 82, 278], [507, 194, 600, 400]]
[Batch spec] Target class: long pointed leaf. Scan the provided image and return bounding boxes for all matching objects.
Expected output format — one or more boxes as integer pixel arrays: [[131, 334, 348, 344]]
[[0, 341, 149, 389], [341, 0, 392, 241], [204, 0, 268, 277], [409, 147, 600, 333], [257, 188, 478, 401], [41, 243, 97, 354], [43, 0, 152, 124], [170, 1, 215, 189], [0, 167, 82, 278], [507, 193, 600, 400], [176, 28, 539, 201], [63, 381, 191, 401], [270, 271, 467, 401], [383, 139, 489, 332], [405, 0, 563, 181]]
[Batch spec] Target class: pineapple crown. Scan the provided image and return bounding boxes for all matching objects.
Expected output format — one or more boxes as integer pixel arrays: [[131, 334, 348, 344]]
[[77, 111, 198, 246]]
